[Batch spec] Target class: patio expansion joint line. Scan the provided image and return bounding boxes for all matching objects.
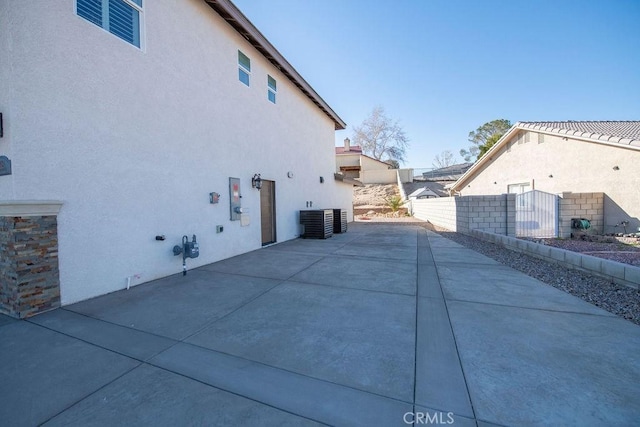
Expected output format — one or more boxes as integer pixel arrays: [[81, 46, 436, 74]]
[[148, 341, 416, 407], [284, 278, 416, 298], [25, 312, 177, 363], [144, 362, 333, 426], [444, 297, 620, 319], [428, 233, 478, 421], [412, 228, 420, 417], [37, 360, 143, 425]]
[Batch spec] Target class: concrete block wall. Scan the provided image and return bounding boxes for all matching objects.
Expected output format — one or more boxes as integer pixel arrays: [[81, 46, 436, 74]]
[[559, 192, 604, 238], [0, 215, 61, 318], [413, 197, 461, 232], [469, 229, 640, 290], [413, 194, 516, 236]]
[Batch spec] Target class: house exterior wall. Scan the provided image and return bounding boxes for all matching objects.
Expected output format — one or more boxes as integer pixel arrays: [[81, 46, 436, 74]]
[[457, 131, 640, 233], [0, 0, 350, 304]]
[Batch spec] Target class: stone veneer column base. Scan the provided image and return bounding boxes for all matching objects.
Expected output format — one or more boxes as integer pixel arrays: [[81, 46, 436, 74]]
[[0, 201, 63, 318]]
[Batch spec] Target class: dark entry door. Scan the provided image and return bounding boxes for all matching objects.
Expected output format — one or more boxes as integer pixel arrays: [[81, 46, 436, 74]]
[[260, 180, 276, 245]]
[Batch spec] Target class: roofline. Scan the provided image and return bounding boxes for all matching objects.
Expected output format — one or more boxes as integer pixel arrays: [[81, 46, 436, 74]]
[[450, 121, 640, 192], [205, 0, 346, 130]]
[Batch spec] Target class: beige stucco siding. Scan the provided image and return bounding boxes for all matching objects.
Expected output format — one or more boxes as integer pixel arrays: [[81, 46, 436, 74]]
[[458, 131, 640, 232]]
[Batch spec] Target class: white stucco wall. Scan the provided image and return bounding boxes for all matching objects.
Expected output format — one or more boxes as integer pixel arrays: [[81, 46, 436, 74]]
[[457, 130, 640, 232], [0, 0, 350, 304]]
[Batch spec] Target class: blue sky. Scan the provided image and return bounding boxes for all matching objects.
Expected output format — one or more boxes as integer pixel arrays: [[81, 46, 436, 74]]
[[232, 0, 640, 169]]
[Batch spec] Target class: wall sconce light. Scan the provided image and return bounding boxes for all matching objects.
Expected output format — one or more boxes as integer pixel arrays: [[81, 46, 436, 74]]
[[613, 166, 620, 171], [548, 174, 553, 178], [493, 181, 497, 185], [319, 176, 324, 183], [251, 174, 262, 190]]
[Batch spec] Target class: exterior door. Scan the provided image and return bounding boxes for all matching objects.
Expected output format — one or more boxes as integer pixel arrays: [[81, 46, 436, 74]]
[[260, 180, 276, 245]]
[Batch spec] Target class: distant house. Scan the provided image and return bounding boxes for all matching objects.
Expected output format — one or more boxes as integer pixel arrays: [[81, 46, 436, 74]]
[[450, 121, 640, 233], [422, 163, 473, 181], [0, 0, 354, 316], [335, 138, 396, 183], [408, 188, 439, 199]]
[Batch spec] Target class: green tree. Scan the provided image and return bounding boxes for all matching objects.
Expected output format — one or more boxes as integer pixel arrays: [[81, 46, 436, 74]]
[[460, 119, 512, 162], [352, 106, 409, 165]]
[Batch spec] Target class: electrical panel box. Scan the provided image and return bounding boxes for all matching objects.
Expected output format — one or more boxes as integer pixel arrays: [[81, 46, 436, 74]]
[[229, 177, 242, 221]]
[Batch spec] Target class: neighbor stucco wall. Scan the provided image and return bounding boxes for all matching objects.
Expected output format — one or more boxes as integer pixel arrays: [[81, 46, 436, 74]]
[[457, 130, 640, 233], [0, 0, 347, 304]]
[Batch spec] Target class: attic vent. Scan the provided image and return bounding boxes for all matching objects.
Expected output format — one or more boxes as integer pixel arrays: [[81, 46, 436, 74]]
[[538, 133, 545, 144]]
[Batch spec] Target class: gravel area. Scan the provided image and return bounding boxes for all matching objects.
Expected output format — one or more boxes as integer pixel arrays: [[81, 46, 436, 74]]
[[523, 237, 640, 266], [432, 227, 640, 325]]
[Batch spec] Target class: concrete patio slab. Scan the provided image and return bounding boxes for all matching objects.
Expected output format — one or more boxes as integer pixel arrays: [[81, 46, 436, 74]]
[[44, 364, 321, 427], [290, 255, 417, 295], [2, 222, 639, 426], [415, 297, 473, 417], [67, 270, 280, 340], [334, 243, 417, 262], [186, 281, 416, 401], [151, 343, 413, 427], [437, 264, 615, 315], [0, 313, 17, 327], [350, 232, 419, 248], [448, 300, 640, 426], [29, 309, 177, 361], [198, 249, 323, 280], [417, 264, 443, 299], [412, 405, 477, 427], [430, 247, 501, 265], [0, 322, 139, 426]]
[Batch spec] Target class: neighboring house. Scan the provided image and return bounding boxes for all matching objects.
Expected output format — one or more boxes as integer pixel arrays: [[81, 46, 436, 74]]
[[335, 138, 391, 180], [408, 188, 439, 200], [0, 0, 354, 315], [450, 121, 640, 233], [422, 162, 473, 181]]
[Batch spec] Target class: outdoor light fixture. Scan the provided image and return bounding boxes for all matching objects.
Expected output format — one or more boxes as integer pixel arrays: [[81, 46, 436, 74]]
[[251, 174, 262, 190], [613, 166, 620, 171], [548, 174, 553, 178]]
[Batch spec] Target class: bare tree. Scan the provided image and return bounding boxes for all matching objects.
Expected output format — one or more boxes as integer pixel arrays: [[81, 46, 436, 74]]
[[432, 150, 457, 169], [352, 106, 409, 164]]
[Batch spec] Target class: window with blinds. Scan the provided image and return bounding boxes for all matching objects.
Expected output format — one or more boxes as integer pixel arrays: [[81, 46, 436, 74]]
[[77, 0, 142, 48]]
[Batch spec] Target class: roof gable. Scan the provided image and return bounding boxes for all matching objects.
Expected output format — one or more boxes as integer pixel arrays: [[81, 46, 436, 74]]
[[451, 120, 640, 192]]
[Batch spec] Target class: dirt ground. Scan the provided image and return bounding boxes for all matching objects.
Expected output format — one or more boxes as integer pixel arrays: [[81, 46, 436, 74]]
[[353, 184, 400, 207]]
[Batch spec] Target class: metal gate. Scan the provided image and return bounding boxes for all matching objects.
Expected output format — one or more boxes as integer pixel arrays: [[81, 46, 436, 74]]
[[515, 190, 558, 237]]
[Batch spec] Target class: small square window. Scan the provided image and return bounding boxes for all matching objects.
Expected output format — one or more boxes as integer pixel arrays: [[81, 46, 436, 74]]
[[238, 50, 251, 86], [267, 75, 277, 103]]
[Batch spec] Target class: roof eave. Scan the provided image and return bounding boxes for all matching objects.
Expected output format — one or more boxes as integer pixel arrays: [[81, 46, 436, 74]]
[[450, 123, 522, 192], [205, 0, 346, 130]]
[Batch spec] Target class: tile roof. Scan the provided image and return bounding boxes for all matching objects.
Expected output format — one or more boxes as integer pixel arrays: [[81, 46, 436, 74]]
[[518, 121, 640, 147]]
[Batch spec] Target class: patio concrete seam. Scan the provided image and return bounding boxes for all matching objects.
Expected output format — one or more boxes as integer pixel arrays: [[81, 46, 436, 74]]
[[442, 297, 618, 319], [24, 316, 174, 363], [283, 278, 416, 297], [430, 235, 478, 421], [143, 362, 333, 426], [39, 363, 143, 425], [152, 342, 417, 406], [175, 280, 289, 343], [55, 307, 183, 343]]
